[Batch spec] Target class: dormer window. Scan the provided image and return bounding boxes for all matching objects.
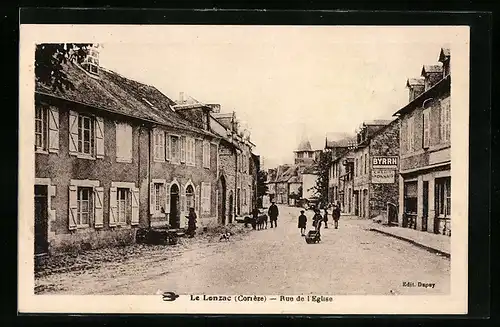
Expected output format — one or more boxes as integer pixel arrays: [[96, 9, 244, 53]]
[[82, 46, 100, 76]]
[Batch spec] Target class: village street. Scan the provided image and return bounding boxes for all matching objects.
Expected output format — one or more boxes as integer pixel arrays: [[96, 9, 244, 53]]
[[35, 205, 450, 296]]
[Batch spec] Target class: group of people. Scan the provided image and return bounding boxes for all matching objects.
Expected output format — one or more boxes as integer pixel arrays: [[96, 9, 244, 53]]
[[298, 202, 341, 236]]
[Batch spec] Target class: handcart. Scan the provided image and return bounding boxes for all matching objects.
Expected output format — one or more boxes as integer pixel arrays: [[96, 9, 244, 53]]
[[305, 230, 321, 244]]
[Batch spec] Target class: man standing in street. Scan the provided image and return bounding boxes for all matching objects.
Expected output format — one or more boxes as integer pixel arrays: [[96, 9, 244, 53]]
[[268, 201, 279, 228]]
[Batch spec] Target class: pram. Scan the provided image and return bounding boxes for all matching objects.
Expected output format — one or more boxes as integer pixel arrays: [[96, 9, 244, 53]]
[[305, 230, 321, 244]]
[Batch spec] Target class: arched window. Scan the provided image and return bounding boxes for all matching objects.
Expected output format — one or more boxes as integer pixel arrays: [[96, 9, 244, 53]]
[[186, 185, 194, 211]]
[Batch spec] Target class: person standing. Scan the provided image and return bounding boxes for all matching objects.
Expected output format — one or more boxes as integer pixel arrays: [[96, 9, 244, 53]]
[[313, 209, 323, 235], [298, 210, 307, 236], [268, 201, 279, 228], [333, 202, 341, 229], [186, 207, 197, 237], [323, 207, 329, 229]]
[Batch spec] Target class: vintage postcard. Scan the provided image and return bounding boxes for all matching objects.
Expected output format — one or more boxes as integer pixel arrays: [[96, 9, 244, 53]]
[[19, 23, 469, 314]]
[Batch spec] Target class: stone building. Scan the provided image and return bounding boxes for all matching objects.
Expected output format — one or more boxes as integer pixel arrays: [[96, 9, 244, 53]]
[[393, 47, 451, 236], [351, 119, 400, 220], [34, 50, 220, 255]]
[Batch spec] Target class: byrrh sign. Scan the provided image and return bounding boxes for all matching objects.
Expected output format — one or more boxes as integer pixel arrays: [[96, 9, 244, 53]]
[[372, 156, 398, 169]]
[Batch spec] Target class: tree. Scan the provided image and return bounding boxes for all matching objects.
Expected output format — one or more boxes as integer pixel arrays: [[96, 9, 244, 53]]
[[312, 150, 332, 208], [35, 43, 93, 92], [256, 170, 268, 207]]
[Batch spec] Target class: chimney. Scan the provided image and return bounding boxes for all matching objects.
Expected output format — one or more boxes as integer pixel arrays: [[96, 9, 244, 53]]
[[179, 92, 185, 104], [406, 78, 425, 102], [439, 48, 451, 78]]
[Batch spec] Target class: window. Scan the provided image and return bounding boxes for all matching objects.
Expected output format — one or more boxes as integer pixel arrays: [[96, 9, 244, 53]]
[[186, 185, 194, 210], [117, 188, 130, 224], [77, 187, 93, 227], [440, 98, 451, 143], [203, 141, 211, 168], [180, 136, 186, 163], [308, 152, 313, 158], [297, 152, 303, 159], [403, 182, 418, 214], [170, 135, 180, 162], [422, 109, 430, 149], [78, 115, 95, 155], [154, 130, 165, 161], [116, 123, 132, 162], [154, 183, 165, 212], [201, 182, 211, 213], [406, 116, 415, 153], [436, 177, 451, 217], [35, 106, 48, 150]]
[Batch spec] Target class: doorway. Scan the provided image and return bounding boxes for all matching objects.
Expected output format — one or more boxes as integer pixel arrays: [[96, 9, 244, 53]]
[[363, 189, 368, 218], [422, 181, 429, 231], [217, 176, 227, 225], [169, 184, 180, 228], [236, 189, 241, 216], [354, 190, 359, 216], [228, 191, 234, 224], [34, 185, 48, 255]]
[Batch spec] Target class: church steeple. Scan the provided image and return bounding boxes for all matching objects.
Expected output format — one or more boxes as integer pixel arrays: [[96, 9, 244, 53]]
[[294, 128, 315, 165]]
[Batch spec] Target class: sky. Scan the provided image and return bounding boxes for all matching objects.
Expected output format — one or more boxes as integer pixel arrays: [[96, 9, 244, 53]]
[[96, 26, 458, 169]]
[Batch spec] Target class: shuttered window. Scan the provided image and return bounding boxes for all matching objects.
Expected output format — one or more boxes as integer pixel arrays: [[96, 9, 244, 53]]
[[77, 187, 93, 227], [153, 129, 165, 161], [35, 106, 48, 150], [117, 188, 130, 224], [407, 116, 415, 153], [201, 182, 211, 214], [69, 111, 104, 158], [186, 137, 196, 166], [170, 135, 180, 163]]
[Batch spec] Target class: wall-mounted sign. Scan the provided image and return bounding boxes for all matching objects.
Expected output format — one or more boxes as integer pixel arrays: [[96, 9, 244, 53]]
[[372, 169, 395, 184], [372, 156, 398, 169]]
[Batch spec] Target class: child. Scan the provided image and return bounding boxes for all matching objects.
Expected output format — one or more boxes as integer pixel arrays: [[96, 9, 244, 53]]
[[298, 210, 307, 236]]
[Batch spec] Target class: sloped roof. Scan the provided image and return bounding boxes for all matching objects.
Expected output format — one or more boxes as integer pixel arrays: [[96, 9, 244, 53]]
[[421, 64, 443, 75], [406, 77, 425, 87], [302, 166, 317, 174], [363, 119, 394, 126], [325, 132, 357, 148], [296, 139, 312, 152], [35, 62, 215, 137]]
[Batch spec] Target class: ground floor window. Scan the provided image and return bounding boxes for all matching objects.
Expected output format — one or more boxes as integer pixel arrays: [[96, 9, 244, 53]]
[[117, 187, 130, 224], [154, 183, 165, 212], [436, 177, 451, 217], [77, 187, 93, 226], [403, 182, 418, 214]]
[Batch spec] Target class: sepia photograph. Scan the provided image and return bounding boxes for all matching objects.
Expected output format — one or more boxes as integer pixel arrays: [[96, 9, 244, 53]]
[[19, 22, 470, 315]]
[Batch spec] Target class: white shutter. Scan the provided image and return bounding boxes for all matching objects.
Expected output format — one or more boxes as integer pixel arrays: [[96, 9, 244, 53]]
[[48, 107, 59, 153], [68, 185, 77, 230], [94, 186, 104, 228], [131, 187, 140, 225], [149, 182, 155, 215], [191, 138, 196, 165], [180, 185, 187, 227], [164, 182, 171, 214], [180, 136, 186, 163], [96, 116, 105, 158], [207, 183, 211, 215], [109, 187, 117, 227], [195, 185, 200, 217], [165, 134, 170, 161], [68, 111, 79, 155]]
